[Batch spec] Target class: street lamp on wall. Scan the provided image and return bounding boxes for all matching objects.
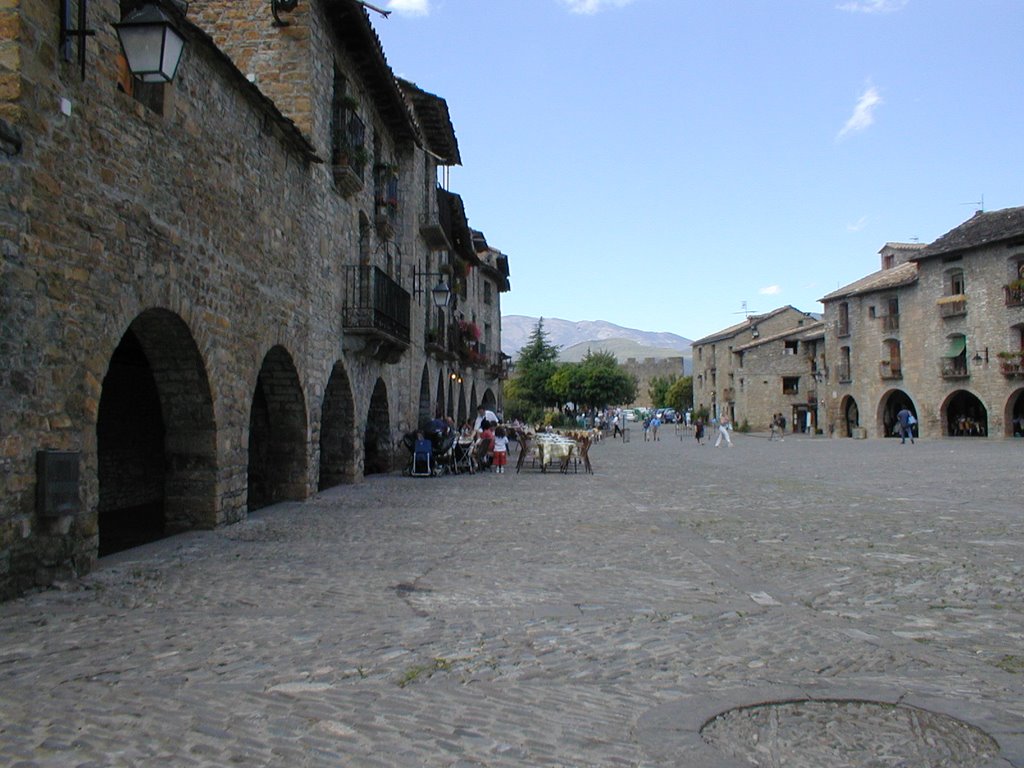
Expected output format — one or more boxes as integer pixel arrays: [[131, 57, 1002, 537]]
[[414, 272, 452, 309], [115, 3, 187, 84]]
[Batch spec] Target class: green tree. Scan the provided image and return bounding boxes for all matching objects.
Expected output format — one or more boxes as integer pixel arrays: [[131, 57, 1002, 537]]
[[577, 350, 636, 408], [507, 319, 560, 419], [665, 375, 693, 412], [648, 375, 677, 407]]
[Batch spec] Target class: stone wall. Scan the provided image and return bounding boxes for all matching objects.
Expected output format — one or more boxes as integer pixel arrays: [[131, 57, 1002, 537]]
[[621, 357, 687, 407], [0, 0, 503, 598]]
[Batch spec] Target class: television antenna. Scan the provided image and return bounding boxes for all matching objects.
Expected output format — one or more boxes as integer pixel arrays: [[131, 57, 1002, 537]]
[[733, 300, 758, 318], [960, 194, 984, 212]]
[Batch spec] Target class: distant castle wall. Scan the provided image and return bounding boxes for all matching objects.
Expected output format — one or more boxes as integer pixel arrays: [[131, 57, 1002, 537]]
[[622, 357, 688, 407]]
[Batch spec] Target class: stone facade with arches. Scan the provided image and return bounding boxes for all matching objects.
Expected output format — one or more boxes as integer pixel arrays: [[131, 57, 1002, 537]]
[[821, 210, 1024, 440], [0, 1, 509, 598]]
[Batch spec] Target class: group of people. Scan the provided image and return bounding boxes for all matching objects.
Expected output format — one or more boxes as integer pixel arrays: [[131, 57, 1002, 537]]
[[417, 406, 512, 474], [768, 412, 787, 441]]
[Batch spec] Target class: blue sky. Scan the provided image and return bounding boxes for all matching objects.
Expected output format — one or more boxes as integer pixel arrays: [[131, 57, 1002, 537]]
[[374, 0, 1023, 341]]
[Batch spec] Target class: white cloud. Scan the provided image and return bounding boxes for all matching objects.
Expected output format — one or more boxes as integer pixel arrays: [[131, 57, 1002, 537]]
[[560, 0, 637, 15], [847, 216, 868, 232], [387, 0, 429, 16], [759, 285, 782, 296], [837, 0, 907, 13], [837, 85, 882, 140]]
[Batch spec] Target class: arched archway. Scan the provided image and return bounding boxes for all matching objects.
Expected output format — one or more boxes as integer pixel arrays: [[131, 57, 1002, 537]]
[[417, 365, 432, 429], [1005, 387, 1024, 437], [942, 390, 988, 436], [456, 383, 467, 426], [319, 361, 357, 490], [364, 378, 392, 474], [840, 395, 859, 437], [879, 389, 916, 439], [97, 309, 217, 556], [434, 369, 446, 421], [248, 346, 309, 511], [479, 387, 498, 413]]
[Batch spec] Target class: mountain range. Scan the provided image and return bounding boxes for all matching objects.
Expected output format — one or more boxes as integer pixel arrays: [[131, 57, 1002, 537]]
[[501, 316, 692, 362]]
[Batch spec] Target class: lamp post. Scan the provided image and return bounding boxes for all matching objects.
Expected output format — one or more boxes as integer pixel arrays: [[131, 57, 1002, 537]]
[[115, 3, 187, 84]]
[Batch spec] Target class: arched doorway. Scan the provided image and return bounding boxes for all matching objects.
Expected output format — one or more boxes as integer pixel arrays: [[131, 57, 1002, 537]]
[[416, 365, 432, 429], [364, 378, 392, 474], [841, 396, 859, 437], [1006, 388, 1024, 437], [480, 387, 497, 413], [456, 383, 467, 427], [319, 361, 356, 490], [248, 346, 309, 511], [97, 309, 217, 556], [943, 390, 988, 436], [879, 389, 916, 439], [434, 369, 446, 421]]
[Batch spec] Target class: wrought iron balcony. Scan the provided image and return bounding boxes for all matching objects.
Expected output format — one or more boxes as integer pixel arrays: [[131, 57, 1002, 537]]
[[937, 294, 967, 318], [879, 360, 902, 379], [880, 314, 900, 331], [341, 265, 410, 363], [1005, 283, 1024, 308], [939, 358, 969, 379], [999, 355, 1024, 377]]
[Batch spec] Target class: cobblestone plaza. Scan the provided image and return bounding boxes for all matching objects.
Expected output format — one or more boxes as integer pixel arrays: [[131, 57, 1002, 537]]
[[1, 432, 1022, 766]]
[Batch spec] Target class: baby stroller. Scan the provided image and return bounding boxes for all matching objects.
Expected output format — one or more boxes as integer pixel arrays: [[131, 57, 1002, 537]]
[[410, 437, 434, 477]]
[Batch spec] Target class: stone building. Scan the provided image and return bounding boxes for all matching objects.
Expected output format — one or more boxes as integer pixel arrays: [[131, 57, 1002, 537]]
[[730, 321, 826, 434], [622, 356, 687, 408], [692, 306, 821, 428], [821, 210, 1024, 439], [0, 0, 509, 598]]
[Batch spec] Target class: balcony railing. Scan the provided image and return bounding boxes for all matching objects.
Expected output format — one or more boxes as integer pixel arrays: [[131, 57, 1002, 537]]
[[341, 265, 410, 360], [331, 111, 366, 197], [937, 294, 967, 318], [939, 358, 969, 379], [1005, 283, 1024, 308], [999, 354, 1024, 377], [487, 352, 511, 380], [881, 314, 900, 331], [879, 360, 902, 379]]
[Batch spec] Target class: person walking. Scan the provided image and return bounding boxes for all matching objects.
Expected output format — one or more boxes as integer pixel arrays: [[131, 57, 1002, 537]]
[[715, 412, 733, 447], [769, 414, 779, 441], [612, 413, 622, 439], [694, 417, 705, 445], [896, 407, 915, 444], [651, 414, 661, 441]]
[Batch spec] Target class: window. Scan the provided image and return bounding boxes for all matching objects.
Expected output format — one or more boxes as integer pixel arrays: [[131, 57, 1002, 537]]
[[882, 252, 895, 270], [837, 302, 850, 337], [331, 69, 366, 171], [782, 377, 800, 395], [483, 281, 493, 305], [946, 268, 965, 296], [784, 340, 798, 355]]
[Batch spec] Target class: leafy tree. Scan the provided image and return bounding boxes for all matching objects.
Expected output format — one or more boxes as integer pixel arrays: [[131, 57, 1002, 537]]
[[648, 375, 676, 407], [665, 375, 693, 412], [576, 350, 636, 408], [509, 318, 560, 411]]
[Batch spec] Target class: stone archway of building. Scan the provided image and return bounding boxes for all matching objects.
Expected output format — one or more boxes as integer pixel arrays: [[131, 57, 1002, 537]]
[[363, 378, 392, 475], [480, 388, 497, 412], [248, 346, 309, 511], [878, 389, 917, 439], [97, 309, 217, 557], [841, 396, 859, 437], [319, 361, 357, 491], [417, 365, 432, 429], [435, 369, 446, 420], [942, 390, 988, 436], [457, 384, 467, 426], [1006, 388, 1024, 437]]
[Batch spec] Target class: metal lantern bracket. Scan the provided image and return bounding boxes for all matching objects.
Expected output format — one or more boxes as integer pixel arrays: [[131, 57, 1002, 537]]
[[414, 271, 451, 309]]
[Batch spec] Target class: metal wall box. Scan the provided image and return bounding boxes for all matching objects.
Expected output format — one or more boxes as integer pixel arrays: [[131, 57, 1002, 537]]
[[36, 450, 81, 517]]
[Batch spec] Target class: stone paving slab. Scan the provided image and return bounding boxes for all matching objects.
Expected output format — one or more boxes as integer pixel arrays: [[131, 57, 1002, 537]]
[[0, 432, 1022, 766]]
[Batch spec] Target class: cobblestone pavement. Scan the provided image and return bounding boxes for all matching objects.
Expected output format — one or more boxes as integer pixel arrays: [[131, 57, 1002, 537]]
[[1, 431, 1023, 767]]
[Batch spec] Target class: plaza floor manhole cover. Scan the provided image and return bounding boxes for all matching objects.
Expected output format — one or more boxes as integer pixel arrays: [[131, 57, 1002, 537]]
[[700, 699, 999, 768]]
